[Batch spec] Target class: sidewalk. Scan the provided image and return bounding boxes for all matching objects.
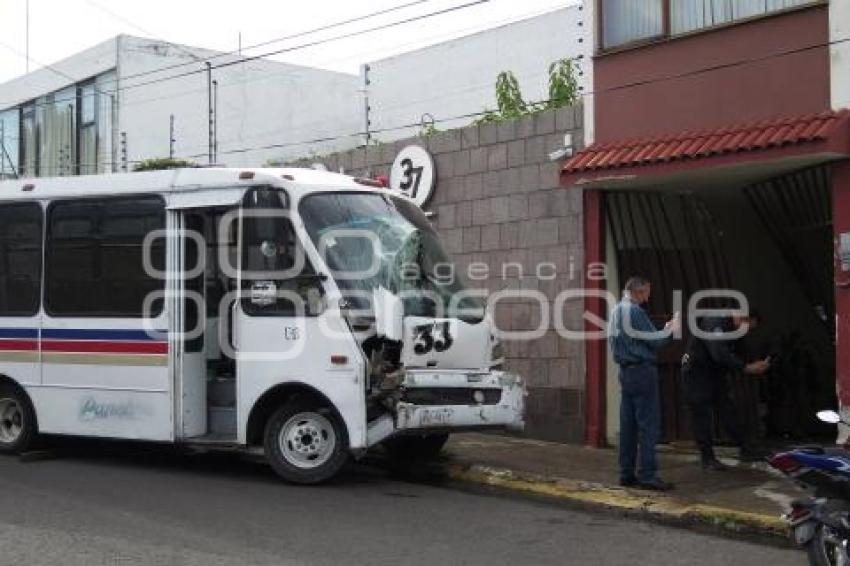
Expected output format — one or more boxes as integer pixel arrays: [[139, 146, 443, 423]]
[[439, 433, 805, 539]]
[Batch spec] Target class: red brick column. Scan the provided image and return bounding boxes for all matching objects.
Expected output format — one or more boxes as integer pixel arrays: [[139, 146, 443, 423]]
[[833, 162, 850, 416], [583, 189, 607, 447]]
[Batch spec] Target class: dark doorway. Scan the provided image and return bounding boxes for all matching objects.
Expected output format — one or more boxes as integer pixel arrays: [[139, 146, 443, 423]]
[[605, 164, 836, 443]]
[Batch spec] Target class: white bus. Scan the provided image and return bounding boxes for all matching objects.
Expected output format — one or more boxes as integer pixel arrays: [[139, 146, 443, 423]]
[[0, 167, 524, 484]]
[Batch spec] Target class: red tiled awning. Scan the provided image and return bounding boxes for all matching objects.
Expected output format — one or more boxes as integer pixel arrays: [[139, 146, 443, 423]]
[[563, 110, 850, 174]]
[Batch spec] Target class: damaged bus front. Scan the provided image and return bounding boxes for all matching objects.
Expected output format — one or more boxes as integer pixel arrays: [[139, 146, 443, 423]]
[[298, 190, 526, 461]]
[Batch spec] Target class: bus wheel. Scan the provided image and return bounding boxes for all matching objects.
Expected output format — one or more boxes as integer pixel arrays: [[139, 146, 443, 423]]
[[264, 398, 348, 484], [383, 433, 449, 462], [0, 385, 36, 455]]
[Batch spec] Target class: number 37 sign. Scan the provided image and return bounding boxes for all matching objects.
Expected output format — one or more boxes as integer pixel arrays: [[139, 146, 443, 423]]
[[389, 145, 436, 208]]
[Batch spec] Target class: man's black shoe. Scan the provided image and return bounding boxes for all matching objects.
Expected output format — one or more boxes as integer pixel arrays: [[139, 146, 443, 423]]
[[637, 478, 674, 491], [619, 477, 638, 487], [701, 458, 729, 472]]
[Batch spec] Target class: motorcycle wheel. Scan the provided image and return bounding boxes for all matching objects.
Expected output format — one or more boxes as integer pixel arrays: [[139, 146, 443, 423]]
[[807, 525, 849, 566]]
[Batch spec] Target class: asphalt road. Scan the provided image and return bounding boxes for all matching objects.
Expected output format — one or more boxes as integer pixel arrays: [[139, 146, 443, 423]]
[[0, 440, 804, 566]]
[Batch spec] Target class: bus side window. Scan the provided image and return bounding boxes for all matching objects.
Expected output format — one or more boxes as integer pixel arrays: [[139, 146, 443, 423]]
[[46, 196, 165, 317], [0, 203, 42, 316]]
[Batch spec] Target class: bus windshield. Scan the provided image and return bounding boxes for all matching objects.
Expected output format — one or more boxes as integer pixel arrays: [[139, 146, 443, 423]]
[[299, 192, 484, 322]]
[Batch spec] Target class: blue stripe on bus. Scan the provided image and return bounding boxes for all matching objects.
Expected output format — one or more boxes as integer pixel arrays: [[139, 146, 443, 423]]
[[41, 329, 165, 342], [0, 328, 38, 339]]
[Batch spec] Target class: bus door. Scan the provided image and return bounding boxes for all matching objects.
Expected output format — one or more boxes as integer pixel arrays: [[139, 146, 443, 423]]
[[231, 188, 363, 445], [171, 211, 207, 439]]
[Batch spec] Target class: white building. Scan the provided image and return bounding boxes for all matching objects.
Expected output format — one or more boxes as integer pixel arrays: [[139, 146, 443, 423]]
[[831, 0, 850, 111], [362, 5, 590, 143], [0, 35, 363, 179]]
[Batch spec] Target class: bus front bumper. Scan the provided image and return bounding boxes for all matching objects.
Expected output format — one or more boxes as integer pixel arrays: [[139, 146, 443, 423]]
[[394, 370, 526, 433]]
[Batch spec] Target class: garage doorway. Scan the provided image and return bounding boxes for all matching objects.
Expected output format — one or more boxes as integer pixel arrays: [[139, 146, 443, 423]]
[[604, 165, 836, 444]]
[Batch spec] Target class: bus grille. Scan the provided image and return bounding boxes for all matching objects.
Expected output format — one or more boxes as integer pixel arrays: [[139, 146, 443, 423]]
[[402, 388, 502, 406]]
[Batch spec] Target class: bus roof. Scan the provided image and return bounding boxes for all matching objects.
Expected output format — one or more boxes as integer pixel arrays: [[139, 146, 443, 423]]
[[0, 167, 375, 202]]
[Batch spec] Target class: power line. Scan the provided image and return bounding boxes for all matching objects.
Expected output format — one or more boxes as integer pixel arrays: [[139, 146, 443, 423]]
[[84, 0, 204, 63], [133, 28, 850, 104], [104, 0, 434, 85], [118, 34, 850, 161], [154, 95, 559, 164], [96, 1, 580, 150], [0, 0, 437, 108], [0, 38, 117, 102], [113, 0, 494, 93], [21, 0, 573, 120], [0, 0, 486, 111]]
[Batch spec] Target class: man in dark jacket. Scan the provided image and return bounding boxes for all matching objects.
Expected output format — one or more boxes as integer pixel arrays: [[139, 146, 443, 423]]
[[681, 313, 770, 470]]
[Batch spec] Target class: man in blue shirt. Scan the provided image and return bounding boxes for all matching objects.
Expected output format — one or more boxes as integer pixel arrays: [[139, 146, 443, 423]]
[[609, 276, 680, 491]]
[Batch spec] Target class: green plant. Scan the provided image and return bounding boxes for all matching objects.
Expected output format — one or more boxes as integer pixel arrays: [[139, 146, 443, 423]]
[[419, 122, 440, 137], [133, 157, 197, 172], [546, 58, 580, 110], [494, 71, 528, 119], [475, 109, 500, 124], [473, 58, 580, 125]]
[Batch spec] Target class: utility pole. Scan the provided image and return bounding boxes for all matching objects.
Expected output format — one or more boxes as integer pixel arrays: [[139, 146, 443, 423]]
[[25, 0, 30, 73], [67, 103, 74, 175], [120, 132, 127, 172], [206, 62, 213, 165], [110, 94, 119, 173], [361, 64, 372, 146], [212, 80, 218, 164], [169, 114, 175, 159]]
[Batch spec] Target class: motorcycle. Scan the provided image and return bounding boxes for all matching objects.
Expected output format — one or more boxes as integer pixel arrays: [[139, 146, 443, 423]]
[[768, 410, 850, 566]]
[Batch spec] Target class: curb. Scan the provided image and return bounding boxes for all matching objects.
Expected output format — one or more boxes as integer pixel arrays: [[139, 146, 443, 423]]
[[444, 462, 788, 540]]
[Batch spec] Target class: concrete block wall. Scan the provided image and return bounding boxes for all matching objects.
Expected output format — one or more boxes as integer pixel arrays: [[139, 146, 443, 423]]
[[286, 105, 586, 443]]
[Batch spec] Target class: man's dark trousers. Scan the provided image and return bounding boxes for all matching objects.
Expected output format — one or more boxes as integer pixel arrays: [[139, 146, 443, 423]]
[[685, 373, 744, 462], [619, 363, 661, 484]]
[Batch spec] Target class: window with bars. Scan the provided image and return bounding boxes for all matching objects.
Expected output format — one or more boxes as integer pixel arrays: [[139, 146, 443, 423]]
[[78, 82, 97, 176], [7, 71, 114, 179], [600, 0, 821, 49]]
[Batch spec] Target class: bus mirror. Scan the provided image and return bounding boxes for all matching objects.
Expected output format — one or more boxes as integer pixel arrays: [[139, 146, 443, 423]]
[[374, 286, 403, 341], [250, 281, 278, 307], [306, 286, 325, 316]]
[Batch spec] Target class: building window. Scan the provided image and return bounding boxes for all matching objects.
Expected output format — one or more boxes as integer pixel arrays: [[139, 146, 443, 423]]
[[45, 196, 165, 317], [20, 104, 37, 178], [40, 87, 77, 178], [5, 71, 114, 179], [671, 0, 816, 34], [0, 203, 42, 316], [601, 0, 664, 49], [78, 82, 97, 175], [600, 0, 820, 49], [0, 110, 19, 180]]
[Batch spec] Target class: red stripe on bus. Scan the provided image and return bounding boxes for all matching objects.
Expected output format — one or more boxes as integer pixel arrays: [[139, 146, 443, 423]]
[[0, 339, 38, 351], [40, 340, 168, 355]]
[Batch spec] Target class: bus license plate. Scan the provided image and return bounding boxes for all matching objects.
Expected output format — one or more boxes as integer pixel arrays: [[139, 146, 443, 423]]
[[420, 407, 454, 426]]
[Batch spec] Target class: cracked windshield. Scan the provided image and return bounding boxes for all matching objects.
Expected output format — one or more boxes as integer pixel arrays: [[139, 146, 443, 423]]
[[300, 191, 485, 321]]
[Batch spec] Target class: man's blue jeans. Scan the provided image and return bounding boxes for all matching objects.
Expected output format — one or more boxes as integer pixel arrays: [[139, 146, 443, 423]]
[[618, 364, 661, 483]]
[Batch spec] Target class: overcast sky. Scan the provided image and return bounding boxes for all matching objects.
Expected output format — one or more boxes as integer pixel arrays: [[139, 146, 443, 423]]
[[0, 0, 577, 84]]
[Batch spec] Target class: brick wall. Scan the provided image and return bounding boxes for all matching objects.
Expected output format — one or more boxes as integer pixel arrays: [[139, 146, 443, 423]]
[[286, 105, 586, 443]]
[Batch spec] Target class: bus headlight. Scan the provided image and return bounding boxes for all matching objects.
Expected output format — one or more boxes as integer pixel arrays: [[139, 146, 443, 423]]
[[491, 339, 504, 370], [491, 341, 504, 362]]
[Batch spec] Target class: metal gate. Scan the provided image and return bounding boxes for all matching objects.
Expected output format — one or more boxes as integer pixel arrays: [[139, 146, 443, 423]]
[[605, 165, 834, 442], [606, 191, 732, 441]]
